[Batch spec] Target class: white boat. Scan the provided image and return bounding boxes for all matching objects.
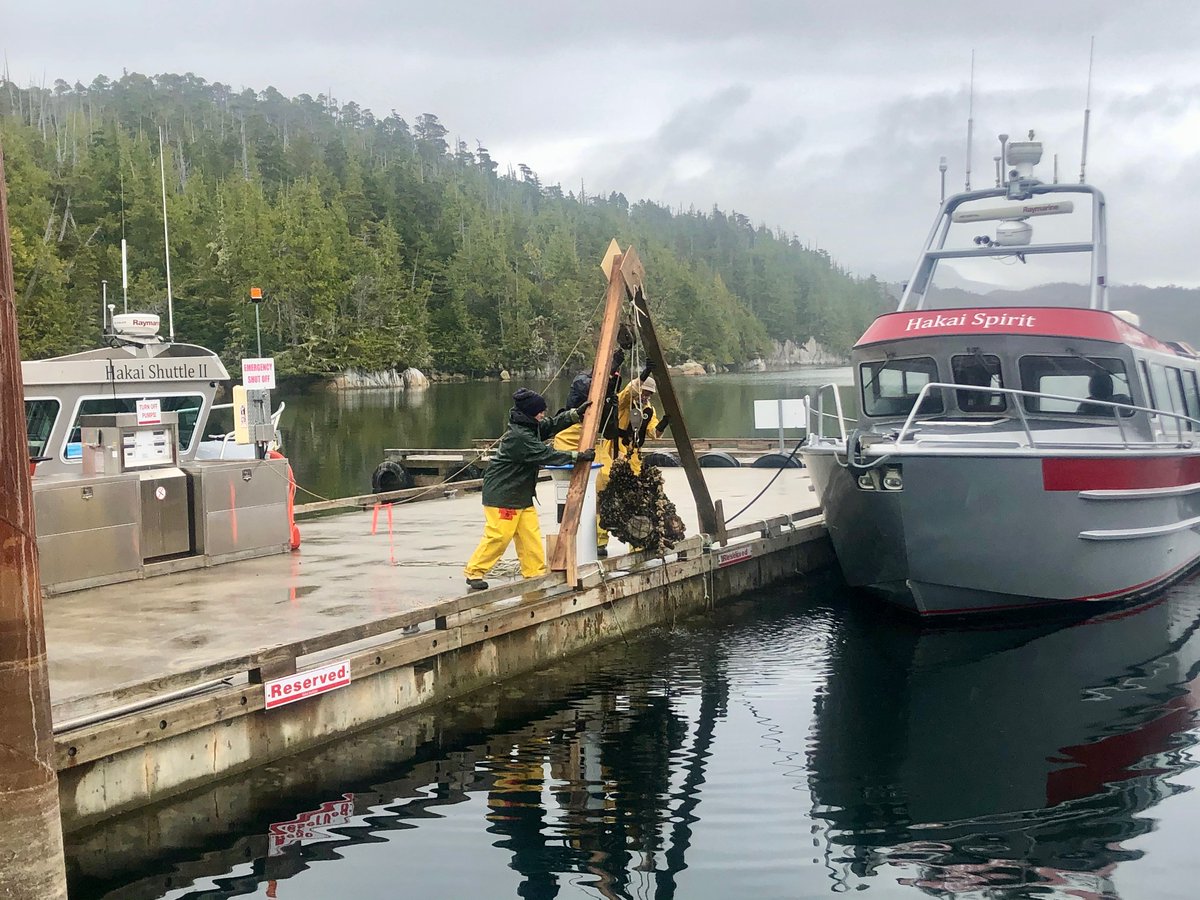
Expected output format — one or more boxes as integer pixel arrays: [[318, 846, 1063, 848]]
[[22, 313, 294, 594], [801, 133, 1200, 615]]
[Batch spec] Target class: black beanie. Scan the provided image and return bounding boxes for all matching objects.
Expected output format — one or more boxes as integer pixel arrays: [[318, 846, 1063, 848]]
[[513, 388, 547, 418], [566, 373, 592, 409]]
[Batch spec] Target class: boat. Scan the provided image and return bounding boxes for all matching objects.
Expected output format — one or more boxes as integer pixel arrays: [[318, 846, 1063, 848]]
[[22, 312, 295, 594], [801, 132, 1200, 615]]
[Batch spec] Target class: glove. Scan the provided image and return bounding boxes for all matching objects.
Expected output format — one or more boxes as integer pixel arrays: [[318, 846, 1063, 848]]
[[656, 414, 672, 436], [636, 420, 651, 448], [575, 448, 596, 463], [638, 360, 655, 382], [574, 398, 593, 417], [611, 348, 625, 372]]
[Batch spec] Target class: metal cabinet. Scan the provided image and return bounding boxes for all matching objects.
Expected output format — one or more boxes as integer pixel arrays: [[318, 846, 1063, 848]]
[[185, 458, 290, 561]]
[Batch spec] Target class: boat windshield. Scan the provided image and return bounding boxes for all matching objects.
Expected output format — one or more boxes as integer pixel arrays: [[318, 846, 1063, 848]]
[[1017, 356, 1134, 417], [25, 398, 60, 457], [62, 394, 206, 459], [952, 354, 1006, 412], [860, 357, 944, 417]]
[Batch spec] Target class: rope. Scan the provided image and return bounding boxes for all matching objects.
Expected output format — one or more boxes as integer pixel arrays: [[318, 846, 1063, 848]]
[[722, 440, 804, 525]]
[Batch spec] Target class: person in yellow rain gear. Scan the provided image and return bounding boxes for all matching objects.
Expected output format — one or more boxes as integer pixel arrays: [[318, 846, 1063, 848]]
[[464, 388, 594, 591], [612, 361, 672, 474], [596, 360, 672, 555], [552, 350, 629, 556]]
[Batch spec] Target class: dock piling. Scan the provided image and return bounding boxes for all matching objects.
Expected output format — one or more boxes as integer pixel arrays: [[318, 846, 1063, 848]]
[[0, 140, 69, 898]]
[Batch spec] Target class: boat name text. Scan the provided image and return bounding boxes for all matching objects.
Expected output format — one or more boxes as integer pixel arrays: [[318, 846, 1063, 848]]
[[904, 312, 1038, 332], [108, 362, 212, 381]]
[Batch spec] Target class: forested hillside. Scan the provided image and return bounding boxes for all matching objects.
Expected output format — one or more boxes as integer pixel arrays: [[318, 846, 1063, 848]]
[[0, 72, 890, 376]]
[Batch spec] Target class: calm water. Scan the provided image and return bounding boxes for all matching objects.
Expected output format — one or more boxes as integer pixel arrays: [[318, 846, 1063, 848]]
[[250, 369, 856, 501], [67, 574, 1200, 899]]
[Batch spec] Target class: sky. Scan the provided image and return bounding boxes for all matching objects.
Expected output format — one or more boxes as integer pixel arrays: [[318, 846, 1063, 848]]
[[5, 0, 1200, 290]]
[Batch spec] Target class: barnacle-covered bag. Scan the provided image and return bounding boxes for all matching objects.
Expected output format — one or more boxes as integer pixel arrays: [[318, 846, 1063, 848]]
[[597, 459, 687, 555]]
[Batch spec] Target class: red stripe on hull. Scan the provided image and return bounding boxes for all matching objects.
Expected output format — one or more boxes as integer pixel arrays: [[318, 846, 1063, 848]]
[[1042, 456, 1200, 491], [916, 557, 1199, 616]]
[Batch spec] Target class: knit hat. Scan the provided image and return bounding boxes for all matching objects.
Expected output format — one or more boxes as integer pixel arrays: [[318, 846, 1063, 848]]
[[566, 373, 592, 409], [513, 388, 548, 418]]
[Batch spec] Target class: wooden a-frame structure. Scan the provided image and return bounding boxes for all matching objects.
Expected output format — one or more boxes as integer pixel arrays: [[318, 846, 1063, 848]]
[[550, 241, 726, 584]]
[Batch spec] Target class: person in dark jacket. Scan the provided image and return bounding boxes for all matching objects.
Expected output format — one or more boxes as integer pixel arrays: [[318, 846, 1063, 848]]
[[464, 388, 594, 590]]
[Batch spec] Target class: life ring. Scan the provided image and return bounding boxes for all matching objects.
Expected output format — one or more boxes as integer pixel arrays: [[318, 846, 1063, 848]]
[[267, 450, 302, 550], [371, 459, 413, 493]]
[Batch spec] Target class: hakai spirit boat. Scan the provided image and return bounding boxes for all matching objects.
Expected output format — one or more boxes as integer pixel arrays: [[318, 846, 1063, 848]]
[[802, 134, 1200, 615]]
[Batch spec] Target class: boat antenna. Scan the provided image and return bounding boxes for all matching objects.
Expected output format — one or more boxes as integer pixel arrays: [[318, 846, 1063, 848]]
[[964, 50, 975, 190], [101, 279, 107, 335], [938, 156, 947, 203], [158, 125, 175, 342], [119, 167, 128, 313], [1079, 36, 1095, 184]]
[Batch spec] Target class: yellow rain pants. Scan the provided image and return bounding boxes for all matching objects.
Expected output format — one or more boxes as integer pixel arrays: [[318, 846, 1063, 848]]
[[464, 506, 547, 579]]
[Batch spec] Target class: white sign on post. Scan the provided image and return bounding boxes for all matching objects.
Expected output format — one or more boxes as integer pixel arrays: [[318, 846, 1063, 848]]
[[242, 357, 277, 390], [136, 398, 162, 425], [753, 398, 808, 429]]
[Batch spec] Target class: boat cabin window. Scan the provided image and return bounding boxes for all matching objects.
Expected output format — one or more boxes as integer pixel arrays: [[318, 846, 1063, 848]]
[[1183, 370, 1200, 421], [25, 398, 60, 458], [61, 394, 205, 460], [951, 354, 1006, 412], [1149, 363, 1195, 430], [860, 356, 944, 417], [1017, 356, 1133, 417]]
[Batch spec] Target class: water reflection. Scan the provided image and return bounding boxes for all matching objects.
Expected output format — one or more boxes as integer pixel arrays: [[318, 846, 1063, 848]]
[[811, 593, 1200, 897], [64, 578, 1200, 899]]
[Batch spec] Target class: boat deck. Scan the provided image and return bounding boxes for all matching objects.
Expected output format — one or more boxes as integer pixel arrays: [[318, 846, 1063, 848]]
[[45, 467, 815, 721]]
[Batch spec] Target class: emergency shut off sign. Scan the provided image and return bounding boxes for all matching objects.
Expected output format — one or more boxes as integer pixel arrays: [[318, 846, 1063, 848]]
[[264, 660, 351, 709]]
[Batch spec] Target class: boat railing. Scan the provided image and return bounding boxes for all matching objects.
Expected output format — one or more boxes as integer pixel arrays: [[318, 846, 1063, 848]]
[[892, 382, 1200, 449], [808, 383, 848, 442], [205, 401, 287, 457]]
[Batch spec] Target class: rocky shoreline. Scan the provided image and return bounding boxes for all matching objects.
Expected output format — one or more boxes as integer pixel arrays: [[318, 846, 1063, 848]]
[[325, 338, 846, 390]]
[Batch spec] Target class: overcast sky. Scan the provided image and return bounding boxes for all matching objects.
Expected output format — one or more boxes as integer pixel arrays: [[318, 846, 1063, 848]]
[[6, 1, 1200, 289]]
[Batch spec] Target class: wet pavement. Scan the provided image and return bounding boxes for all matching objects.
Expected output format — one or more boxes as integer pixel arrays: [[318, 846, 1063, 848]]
[[43, 468, 814, 719]]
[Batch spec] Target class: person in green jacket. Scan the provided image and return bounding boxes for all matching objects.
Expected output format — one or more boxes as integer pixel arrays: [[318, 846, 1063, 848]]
[[464, 388, 594, 591]]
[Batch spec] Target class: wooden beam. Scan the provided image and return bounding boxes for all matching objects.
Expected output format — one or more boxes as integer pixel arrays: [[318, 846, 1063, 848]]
[[549, 247, 629, 579], [633, 288, 725, 542]]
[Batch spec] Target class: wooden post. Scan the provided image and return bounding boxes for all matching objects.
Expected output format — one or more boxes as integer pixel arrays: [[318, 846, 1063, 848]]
[[0, 141, 69, 897], [548, 242, 634, 582], [633, 288, 725, 543]]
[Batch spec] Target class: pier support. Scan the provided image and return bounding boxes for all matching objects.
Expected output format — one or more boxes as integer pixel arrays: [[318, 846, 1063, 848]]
[[0, 142, 68, 898]]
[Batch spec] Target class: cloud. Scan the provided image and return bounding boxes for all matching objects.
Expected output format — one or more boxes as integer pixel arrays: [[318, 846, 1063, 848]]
[[5, 0, 1200, 286]]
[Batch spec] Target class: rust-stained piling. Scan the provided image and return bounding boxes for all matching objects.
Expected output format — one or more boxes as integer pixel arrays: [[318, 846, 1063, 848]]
[[0, 141, 68, 897]]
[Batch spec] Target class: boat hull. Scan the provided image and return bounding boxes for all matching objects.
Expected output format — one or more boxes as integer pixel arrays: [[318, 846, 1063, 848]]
[[803, 446, 1200, 615]]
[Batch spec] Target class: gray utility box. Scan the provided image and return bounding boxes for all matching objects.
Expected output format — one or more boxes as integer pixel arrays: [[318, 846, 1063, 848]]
[[79, 412, 191, 561], [33, 473, 142, 592], [139, 469, 191, 560], [185, 458, 291, 561]]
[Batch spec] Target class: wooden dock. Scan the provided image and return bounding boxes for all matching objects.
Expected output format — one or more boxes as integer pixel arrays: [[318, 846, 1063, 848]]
[[44, 468, 829, 831]]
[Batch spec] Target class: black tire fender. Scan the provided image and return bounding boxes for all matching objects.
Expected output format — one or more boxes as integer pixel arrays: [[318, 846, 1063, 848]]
[[371, 460, 413, 493]]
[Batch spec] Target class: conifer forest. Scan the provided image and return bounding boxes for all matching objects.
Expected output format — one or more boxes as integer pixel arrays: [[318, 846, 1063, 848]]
[[0, 72, 892, 377]]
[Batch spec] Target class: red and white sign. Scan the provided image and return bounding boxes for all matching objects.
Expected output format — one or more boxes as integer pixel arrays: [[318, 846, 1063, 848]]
[[136, 398, 162, 425], [717, 546, 753, 567], [264, 659, 351, 710], [855, 307, 1175, 354], [242, 357, 277, 390], [268, 793, 355, 856]]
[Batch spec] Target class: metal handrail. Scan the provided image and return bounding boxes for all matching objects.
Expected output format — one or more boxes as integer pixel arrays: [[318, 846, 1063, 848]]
[[809, 384, 848, 442], [892, 382, 1200, 449]]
